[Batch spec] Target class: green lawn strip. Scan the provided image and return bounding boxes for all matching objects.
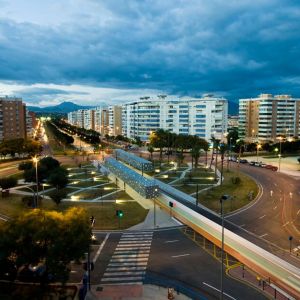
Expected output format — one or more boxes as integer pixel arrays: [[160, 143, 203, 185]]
[[17, 185, 54, 193], [43, 187, 78, 196], [189, 168, 214, 176], [68, 180, 105, 188], [172, 184, 213, 195], [72, 184, 118, 200], [0, 195, 148, 229], [200, 170, 258, 214], [176, 177, 216, 185]]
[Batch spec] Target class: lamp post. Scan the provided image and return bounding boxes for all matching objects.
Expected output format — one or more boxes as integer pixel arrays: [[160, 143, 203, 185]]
[[220, 195, 230, 300], [32, 156, 39, 208], [256, 143, 261, 162], [278, 137, 283, 172]]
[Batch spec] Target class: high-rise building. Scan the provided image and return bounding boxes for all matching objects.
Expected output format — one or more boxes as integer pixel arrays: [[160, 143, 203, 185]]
[[95, 107, 109, 135], [108, 105, 122, 136], [239, 94, 300, 142], [122, 94, 228, 141], [0, 96, 27, 141], [26, 111, 37, 138]]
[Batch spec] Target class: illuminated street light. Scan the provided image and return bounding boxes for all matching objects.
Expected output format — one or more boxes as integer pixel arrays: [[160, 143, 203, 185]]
[[32, 156, 39, 208], [220, 195, 230, 300], [256, 143, 262, 162], [278, 136, 283, 172]]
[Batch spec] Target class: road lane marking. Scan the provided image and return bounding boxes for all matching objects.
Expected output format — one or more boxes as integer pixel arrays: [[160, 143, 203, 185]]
[[283, 221, 290, 227], [202, 282, 237, 300], [274, 183, 278, 186], [260, 233, 268, 238], [171, 253, 190, 258], [273, 206, 277, 210], [239, 224, 245, 227], [259, 215, 266, 219], [93, 233, 110, 263], [165, 240, 179, 243], [297, 209, 300, 215]]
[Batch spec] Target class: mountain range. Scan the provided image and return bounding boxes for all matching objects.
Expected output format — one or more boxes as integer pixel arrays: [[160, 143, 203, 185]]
[[27, 102, 95, 114], [27, 100, 239, 114]]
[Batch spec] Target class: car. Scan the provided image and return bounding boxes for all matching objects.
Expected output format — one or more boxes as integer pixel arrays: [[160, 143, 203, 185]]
[[265, 164, 278, 171], [249, 161, 256, 166], [239, 159, 248, 164], [261, 163, 267, 168]]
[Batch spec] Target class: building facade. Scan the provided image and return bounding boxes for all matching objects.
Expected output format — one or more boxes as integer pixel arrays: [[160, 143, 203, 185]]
[[108, 105, 122, 136], [26, 111, 37, 138], [122, 94, 228, 141], [0, 96, 27, 141], [94, 107, 109, 135], [239, 94, 300, 142]]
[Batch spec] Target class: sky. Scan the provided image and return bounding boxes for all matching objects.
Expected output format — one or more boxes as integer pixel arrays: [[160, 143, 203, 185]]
[[0, 0, 300, 107]]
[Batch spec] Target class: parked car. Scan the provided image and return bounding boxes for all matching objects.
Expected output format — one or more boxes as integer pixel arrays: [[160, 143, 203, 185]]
[[239, 159, 248, 164], [249, 161, 256, 166]]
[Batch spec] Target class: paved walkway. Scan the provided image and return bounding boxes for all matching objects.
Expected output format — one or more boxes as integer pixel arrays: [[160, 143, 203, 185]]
[[86, 284, 190, 300]]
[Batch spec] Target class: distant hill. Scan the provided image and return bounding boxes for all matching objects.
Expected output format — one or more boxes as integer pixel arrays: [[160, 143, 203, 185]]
[[27, 101, 96, 113]]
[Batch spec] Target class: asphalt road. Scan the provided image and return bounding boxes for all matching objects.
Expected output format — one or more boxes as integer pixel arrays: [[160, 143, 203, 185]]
[[227, 162, 300, 253], [92, 229, 267, 300]]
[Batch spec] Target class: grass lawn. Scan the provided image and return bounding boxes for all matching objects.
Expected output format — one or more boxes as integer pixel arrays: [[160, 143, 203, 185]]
[[43, 187, 78, 196], [69, 180, 105, 188], [200, 170, 258, 213], [173, 184, 212, 195], [73, 184, 118, 200], [0, 194, 148, 229]]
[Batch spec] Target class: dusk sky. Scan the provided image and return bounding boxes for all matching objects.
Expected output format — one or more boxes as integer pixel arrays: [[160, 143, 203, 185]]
[[0, 0, 300, 107]]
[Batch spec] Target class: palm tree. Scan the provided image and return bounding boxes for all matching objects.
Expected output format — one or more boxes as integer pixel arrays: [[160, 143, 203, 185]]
[[147, 145, 154, 161], [209, 136, 216, 169], [149, 129, 167, 164], [214, 139, 220, 181], [236, 139, 245, 177], [219, 143, 226, 185], [191, 145, 201, 169]]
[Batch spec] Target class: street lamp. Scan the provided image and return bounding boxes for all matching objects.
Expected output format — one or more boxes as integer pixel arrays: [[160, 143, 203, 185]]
[[220, 194, 230, 300], [256, 143, 261, 162], [32, 156, 39, 208], [278, 136, 283, 172]]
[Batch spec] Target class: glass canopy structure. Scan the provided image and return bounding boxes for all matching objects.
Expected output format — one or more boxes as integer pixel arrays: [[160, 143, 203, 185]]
[[115, 149, 153, 172], [104, 157, 159, 199]]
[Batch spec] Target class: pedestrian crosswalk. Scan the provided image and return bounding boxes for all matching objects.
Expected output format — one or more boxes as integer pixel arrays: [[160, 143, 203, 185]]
[[100, 231, 153, 285]]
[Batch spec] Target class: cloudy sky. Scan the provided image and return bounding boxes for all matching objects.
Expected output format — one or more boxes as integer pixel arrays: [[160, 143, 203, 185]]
[[0, 0, 300, 108]]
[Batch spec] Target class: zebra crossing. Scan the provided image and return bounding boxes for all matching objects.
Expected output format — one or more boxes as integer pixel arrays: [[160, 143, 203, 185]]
[[100, 231, 153, 285]]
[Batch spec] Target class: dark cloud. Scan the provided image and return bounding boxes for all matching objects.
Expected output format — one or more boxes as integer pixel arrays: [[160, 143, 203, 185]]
[[0, 0, 300, 102]]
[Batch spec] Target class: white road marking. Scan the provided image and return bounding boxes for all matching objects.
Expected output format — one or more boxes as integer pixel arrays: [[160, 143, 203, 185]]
[[101, 276, 143, 282], [104, 271, 145, 277], [171, 253, 190, 258], [93, 233, 110, 263], [297, 209, 300, 215], [260, 233, 268, 238], [239, 224, 245, 227], [283, 222, 290, 227], [273, 206, 277, 210], [202, 282, 237, 300], [259, 214, 266, 219], [274, 183, 278, 186], [165, 240, 179, 243]]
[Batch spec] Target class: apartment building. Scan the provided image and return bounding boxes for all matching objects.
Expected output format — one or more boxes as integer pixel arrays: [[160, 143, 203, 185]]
[[108, 105, 122, 136], [95, 107, 109, 135], [239, 94, 300, 142], [0, 96, 27, 141], [122, 94, 228, 141], [26, 111, 37, 138]]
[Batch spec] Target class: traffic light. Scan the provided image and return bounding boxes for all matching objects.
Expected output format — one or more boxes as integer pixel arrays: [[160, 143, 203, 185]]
[[116, 210, 124, 218], [169, 201, 174, 208]]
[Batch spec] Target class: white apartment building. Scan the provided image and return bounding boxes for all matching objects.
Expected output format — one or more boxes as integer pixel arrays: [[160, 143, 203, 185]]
[[122, 94, 228, 141], [67, 109, 94, 130], [239, 94, 300, 142]]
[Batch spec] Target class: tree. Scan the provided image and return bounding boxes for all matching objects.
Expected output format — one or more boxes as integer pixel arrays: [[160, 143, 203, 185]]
[[219, 143, 226, 185], [214, 139, 220, 181], [47, 167, 69, 189], [0, 177, 17, 195], [0, 208, 91, 284], [147, 145, 154, 161], [48, 189, 67, 205], [150, 129, 167, 163], [18, 161, 33, 171]]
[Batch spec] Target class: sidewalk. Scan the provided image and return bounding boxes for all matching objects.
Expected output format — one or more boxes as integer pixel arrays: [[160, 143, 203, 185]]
[[85, 284, 191, 300], [228, 265, 293, 300]]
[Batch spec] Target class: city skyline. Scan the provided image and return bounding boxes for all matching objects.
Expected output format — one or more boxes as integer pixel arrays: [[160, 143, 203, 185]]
[[1, 1, 300, 107]]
